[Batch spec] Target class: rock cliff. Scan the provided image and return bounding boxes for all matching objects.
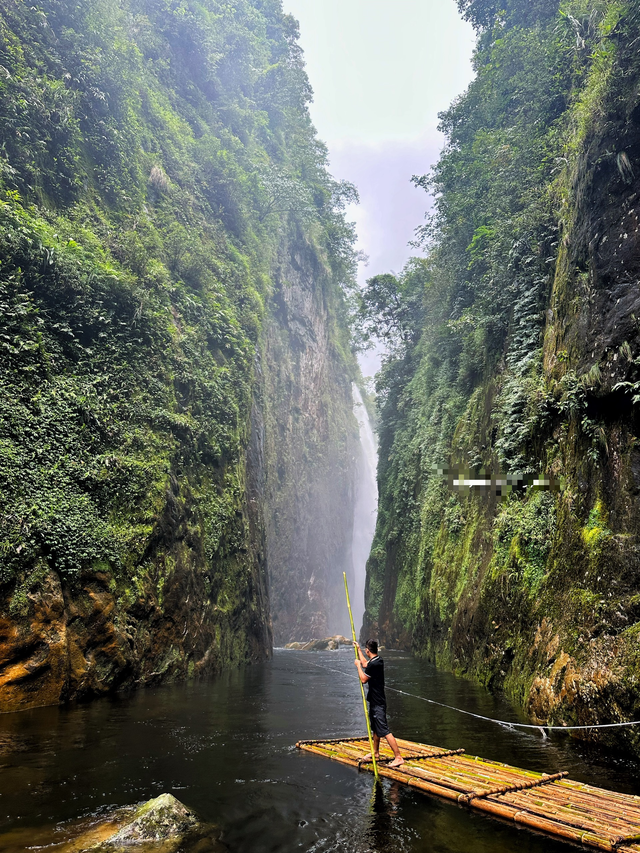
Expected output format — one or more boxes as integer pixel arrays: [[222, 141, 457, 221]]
[[0, 0, 358, 710], [364, 0, 640, 752], [262, 233, 358, 644]]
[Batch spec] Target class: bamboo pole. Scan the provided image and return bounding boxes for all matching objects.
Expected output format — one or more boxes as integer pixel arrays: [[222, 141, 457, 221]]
[[507, 783, 635, 818], [459, 771, 568, 804], [343, 572, 379, 782], [403, 748, 466, 762], [518, 782, 640, 823], [296, 737, 369, 746], [299, 743, 361, 768], [452, 769, 633, 843], [443, 764, 632, 839], [395, 738, 447, 754], [502, 787, 640, 836], [352, 758, 623, 849], [297, 737, 640, 853], [561, 778, 640, 807], [494, 791, 619, 833]]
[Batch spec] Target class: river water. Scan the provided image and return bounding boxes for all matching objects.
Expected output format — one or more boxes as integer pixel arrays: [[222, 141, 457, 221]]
[[1, 648, 639, 852]]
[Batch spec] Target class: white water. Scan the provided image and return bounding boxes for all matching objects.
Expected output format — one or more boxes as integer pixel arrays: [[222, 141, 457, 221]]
[[351, 383, 378, 636]]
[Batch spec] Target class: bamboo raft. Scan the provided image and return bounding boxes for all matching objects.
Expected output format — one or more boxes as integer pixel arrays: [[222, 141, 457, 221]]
[[296, 736, 640, 852]]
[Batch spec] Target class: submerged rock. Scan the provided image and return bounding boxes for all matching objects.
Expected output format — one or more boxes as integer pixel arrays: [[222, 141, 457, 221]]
[[0, 795, 225, 853], [81, 794, 224, 852], [285, 635, 352, 651], [101, 794, 197, 845]]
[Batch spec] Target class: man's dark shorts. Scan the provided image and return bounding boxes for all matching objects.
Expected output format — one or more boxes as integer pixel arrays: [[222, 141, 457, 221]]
[[369, 703, 391, 737]]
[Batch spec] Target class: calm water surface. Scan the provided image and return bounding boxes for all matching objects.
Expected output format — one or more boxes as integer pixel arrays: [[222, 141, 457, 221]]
[[1, 648, 639, 852]]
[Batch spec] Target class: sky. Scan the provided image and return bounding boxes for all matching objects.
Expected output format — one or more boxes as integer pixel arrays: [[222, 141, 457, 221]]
[[280, 0, 477, 375]]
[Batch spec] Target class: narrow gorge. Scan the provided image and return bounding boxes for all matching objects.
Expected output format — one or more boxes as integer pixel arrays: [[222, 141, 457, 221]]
[[10, 2, 640, 851], [4, 0, 640, 765]]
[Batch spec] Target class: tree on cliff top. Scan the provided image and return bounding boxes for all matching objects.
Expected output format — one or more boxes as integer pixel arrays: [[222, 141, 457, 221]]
[[456, 0, 559, 29], [357, 260, 429, 356]]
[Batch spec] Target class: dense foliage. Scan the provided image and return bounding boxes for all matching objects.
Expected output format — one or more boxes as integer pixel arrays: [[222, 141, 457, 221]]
[[0, 0, 357, 648], [364, 0, 640, 745]]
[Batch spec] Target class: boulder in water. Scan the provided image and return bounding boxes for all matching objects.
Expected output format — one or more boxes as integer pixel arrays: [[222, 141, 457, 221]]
[[285, 635, 352, 651], [82, 794, 224, 852], [102, 793, 197, 845]]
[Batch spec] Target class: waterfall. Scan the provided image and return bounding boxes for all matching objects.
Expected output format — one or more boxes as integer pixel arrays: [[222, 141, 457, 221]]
[[351, 383, 378, 637]]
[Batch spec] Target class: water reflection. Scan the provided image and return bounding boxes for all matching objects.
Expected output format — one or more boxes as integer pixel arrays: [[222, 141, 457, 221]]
[[365, 782, 402, 852], [0, 648, 638, 852]]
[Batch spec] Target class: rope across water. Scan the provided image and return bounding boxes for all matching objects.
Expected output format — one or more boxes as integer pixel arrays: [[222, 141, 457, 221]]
[[285, 650, 640, 733]]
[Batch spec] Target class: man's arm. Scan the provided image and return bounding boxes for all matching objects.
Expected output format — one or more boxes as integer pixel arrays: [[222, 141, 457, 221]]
[[353, 642, 368, 666], [354, 658, 370, 683], [353, 643, 370, 684]]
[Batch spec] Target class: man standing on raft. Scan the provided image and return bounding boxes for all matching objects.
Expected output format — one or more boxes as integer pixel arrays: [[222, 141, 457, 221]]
[[354, 640, 404, 767]]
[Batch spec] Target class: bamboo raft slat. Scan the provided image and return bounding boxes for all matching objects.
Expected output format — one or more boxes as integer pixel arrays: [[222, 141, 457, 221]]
[[296, 736, 640, 852]]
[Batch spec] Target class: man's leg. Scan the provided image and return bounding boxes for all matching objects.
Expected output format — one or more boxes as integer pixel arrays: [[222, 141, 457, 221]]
[[363, 716, 381, 759], [384, 733, 404, 766]]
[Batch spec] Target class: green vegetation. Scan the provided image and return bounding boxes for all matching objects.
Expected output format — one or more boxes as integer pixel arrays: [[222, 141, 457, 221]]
[[0, 0, 358, 692], [363, 0, 640, 748]]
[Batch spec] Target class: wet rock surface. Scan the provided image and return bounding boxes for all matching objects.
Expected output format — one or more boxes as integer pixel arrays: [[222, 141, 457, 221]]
[[0, 548, 271, 713], [359, 8, 640, 756], [285, 635, 352, 651], [10, 794, 226, 853], [97, 794, 198, 847], [262, 239, 358, 647]]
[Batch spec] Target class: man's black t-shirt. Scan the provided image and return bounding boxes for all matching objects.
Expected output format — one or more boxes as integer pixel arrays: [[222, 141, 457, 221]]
[[364, 656, 386, 707]]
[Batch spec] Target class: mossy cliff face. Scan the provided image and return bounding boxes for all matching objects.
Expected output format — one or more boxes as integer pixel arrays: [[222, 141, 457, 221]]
[[262, 232, 357, 645], [0, 0, 357, 710], [365, 1, 640, 751]]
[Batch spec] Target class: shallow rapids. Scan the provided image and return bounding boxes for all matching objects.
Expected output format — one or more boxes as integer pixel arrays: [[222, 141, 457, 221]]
[[1, 649, 639, 852]]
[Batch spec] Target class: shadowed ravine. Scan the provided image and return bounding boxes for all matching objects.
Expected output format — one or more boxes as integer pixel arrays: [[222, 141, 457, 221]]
[[1, 649, 639, 853]]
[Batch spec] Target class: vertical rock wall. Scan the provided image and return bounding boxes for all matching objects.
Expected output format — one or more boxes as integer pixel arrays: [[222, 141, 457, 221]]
[[0, 222, 360, 711], [0, 453, 273, 712], [261, 232, 358, 645], [0, 0, 359, 711], [364, 1, 640, 753]]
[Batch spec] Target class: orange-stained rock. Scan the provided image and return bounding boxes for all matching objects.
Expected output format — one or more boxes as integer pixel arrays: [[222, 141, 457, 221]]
[[0, 568, 142, 711], [0, 571, 69, 712], [0, 521, 272, 712]]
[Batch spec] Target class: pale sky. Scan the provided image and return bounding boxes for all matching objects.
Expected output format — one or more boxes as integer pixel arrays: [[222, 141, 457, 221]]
[[281, 0, 476, 375]]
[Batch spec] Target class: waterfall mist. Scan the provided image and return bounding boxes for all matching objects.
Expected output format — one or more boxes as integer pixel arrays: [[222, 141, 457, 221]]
[[350, 384, 378, 638]]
